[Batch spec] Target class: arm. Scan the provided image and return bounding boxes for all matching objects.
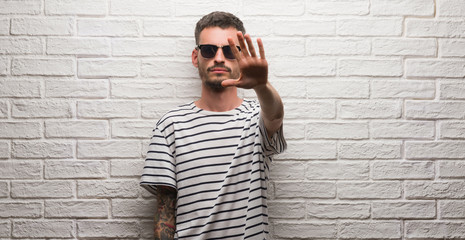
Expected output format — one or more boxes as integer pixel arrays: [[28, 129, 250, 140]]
[[154, 186, 177, 240], [222, 32, 284, 136]]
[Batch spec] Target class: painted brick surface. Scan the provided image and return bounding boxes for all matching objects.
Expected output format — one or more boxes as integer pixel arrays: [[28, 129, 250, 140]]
[[1, 1, 464, 240]]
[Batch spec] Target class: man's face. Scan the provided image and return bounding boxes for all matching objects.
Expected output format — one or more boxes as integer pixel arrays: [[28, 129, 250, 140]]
[[192, 27, 241, 91]]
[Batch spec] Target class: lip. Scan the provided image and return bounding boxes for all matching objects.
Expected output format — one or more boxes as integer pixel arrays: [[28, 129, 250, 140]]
[[210, 68, 229, 73]]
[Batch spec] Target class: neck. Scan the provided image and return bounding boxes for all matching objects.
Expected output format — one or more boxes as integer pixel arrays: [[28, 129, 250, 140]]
[[195, 84, 242, 112]]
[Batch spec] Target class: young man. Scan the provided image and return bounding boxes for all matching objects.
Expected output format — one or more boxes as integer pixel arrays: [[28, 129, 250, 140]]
[[140, 11, 286, 239]]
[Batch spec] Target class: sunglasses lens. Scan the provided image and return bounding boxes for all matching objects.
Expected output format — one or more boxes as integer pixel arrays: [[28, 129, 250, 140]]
[[200, 45, 216, 58], [222, 46, 235, 59]]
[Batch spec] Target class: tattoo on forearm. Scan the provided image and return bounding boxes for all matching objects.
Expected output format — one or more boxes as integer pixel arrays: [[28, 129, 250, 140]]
[[154, 186, 177, 240]]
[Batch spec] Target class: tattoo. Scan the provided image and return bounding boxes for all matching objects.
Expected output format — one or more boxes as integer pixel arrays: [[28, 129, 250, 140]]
[[154, 186, 177, 240]]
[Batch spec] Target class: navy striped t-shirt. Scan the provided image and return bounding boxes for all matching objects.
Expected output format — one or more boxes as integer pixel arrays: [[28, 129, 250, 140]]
[[140, 99, 286, 239]]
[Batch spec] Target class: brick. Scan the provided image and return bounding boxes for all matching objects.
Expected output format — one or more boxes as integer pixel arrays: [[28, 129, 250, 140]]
[[0, 220, 9, 237], [338, 181, 401, 199], [371, 80, 435, 99], [111, 159, 144, 177], [12, 220, 73, 238], [371, 0, 434, 16], [111, 79, 174, 99], [269, 161, 305, 180], [12, 141, 73, 159], [440, 39, 465, 57], [440, 200, 465, 219], [0, 18, 8, 35], [439, 161, 465, 178], [245, 19, 274, 37], [275, 181, 336, 198], [306, 161, 369, 180], [438, 0, 465, 17], [111, 0, 172, 16], [440, 121, 465, 139], [0, 141, 8, 158], [284, 100, 335, 119], [407, 101, 465, 119], [340, 221, 401, 239], [406, 19, 465, 37], [141, 100, 185, 119], [338, 18, 402, 36], [282, 121, 305, 140], [78, 19, 139, 37], [406, 60, 465, 78], [273, 222, 337, 239], [11, 17, 73, 35], [0, 182, 7, 198], [78, 180, 139, 198], [174, 80, 202, 98], [112, 38, 175, 57], [440, 80, 465, 99], [0, 201, 42, 218], [306, 122, 368, 139], [0, 0, 42, 15], [307, 202, 370, 219], [0, 79, 41, 97], [0, 161, 41, 179], [77, 220, 139, 238], [45, 160, 107, 179], [274, 20, 336, 36], [339, 100, 402, 119], [406, 141, 465, 159], [0, 122, 41, 139], [243, 0, 304, 16], [306, 0, 369, 15], [78, 140, 141, 159], [0, 100, 7, 118], [339, 59, 402, 77], [45, 120, 108, 139], [373, 38, 436, 56], [45, 79, 108, 98], [143, 20, 193, 37], [372, 121, 435, 139], [373, 201, 436, 219], [373, 161, 434, 180], [306, 79, 368, 99], [276, 141, 336, 160], [45, 0, 106, 16], [45, 200, 108, 218], [405, 221, 465, 239], [273, 58, 336, 77], [0, 57, 8, 75], [11, 181, 73, 198], [77, 100, 139, 119], [268, 200, 306, 219], [46, 37, 110, 56], [306, 38, 370, 55], [12, 100, 72, 118], [266, 80, 306, 99], [0, 37, 42, 54], [12, 58, 74, 76], [78, 59, 138, 78], [111, 120, 153, 139], [141, 60, 197, 78], [174, 0, 240, 17], [263, 38, 305, 57], [406, 181, 465, 199], [112, 199, 157, 217]]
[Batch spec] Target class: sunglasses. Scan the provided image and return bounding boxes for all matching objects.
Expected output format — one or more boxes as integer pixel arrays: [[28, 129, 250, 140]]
[[196, 44, 241, 60]]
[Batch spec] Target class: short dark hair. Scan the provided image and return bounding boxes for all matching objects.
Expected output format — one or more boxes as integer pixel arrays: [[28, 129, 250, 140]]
[[194, 11, 246, 45]]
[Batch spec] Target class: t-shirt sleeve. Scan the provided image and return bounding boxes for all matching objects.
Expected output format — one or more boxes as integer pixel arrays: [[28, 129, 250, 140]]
[[140, 126, 176, 195], [259, 116, 287, 157]]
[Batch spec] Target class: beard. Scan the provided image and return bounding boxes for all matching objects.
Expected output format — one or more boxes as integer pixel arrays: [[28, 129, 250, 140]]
[[198, 62, 240, 92]]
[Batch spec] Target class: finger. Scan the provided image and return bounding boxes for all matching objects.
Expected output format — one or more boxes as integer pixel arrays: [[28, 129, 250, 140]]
[[244, 34, 257, 58], [257, 38, 266, 59], [221, 78, 241, 88], [227, 37, 242, 60], [237, 31, 249, 57]]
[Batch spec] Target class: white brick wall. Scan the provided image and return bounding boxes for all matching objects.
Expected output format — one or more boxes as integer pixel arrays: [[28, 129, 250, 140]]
[[0, 0, 464, 239]]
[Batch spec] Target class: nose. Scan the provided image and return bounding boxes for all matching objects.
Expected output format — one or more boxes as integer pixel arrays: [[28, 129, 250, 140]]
[[213, 47, 225, 63]]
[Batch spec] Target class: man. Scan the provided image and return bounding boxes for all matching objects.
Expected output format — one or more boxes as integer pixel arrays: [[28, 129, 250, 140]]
[[140, 11, 286, 239]]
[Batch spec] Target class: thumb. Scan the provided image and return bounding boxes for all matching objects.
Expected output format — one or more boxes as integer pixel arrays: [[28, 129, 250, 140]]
[[221, 79, 240, 88]]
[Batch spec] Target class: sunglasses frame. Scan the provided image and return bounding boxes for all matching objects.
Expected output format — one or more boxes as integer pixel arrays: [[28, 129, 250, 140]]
[[196, 44, 241, 60]]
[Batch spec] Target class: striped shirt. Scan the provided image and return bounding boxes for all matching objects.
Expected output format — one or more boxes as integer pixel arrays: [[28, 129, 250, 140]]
[[140, 99, 286, 240]]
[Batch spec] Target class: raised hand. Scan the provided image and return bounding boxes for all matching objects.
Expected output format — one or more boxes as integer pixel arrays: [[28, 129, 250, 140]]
[[221, 32, 268, 90]]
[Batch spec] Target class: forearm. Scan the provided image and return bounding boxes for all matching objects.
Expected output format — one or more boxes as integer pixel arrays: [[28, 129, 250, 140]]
[[154, 186, 177, 240], [254, 82, 284, 136]]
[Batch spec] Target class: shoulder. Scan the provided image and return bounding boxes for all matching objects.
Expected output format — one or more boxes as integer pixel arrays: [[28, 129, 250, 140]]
[[156, 102, 197, 129], [241, 99, 261, 113]]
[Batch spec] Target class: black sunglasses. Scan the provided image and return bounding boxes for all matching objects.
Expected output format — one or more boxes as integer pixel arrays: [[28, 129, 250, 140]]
[[196, 44, 241, 59]]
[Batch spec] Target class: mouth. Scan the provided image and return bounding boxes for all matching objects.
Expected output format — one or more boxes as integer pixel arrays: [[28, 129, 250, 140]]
[[208, 66, 231, 74]]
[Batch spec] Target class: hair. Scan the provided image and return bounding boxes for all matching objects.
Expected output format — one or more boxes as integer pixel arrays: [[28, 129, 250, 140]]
[[194, 11, 246, 45]]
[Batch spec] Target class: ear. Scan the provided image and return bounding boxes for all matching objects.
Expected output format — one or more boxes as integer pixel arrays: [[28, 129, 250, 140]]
[[192, 48, 199, 68]]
